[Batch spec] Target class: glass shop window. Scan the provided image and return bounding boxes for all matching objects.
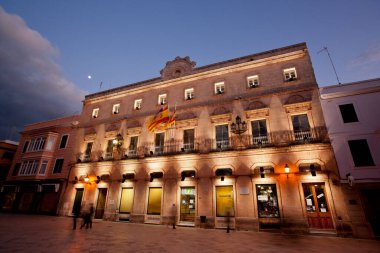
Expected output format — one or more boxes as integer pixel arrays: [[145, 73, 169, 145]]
[[256, 184, 280, 218]]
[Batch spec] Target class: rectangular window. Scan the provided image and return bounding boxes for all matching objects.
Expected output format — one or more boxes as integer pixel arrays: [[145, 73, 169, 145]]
[[38, 160, 48, 175], [112, 104, 120, 114], [216, 186, 235, 217], [155, 133, 165, 154], [119, 188, 134, 213], [180, 187, 196, 222], [134, 99, 142, 110], [19, 160, 38, 175], [12, 163, 21, 176], [339, 104, 359, 123], [247, 75, 259, 88], [158, 94, 167, 105], [106, 140, 114, 159], [22, 141, 29, 153], [183, 129, 195, 151], [214, 82, 225, 94], [27, 137, 46, 152], [215, 124, 229, 149], [92, 108, 99, 118], [128, 136, 138, 156], [84, 142, 93, 160], [348, 139, 375, 167], [256, 184, 280, 218], [283, 67, 297, 81], [147, 187, 162, 215], [45, 136, 56, 151], [291, 114, 311, 141], [52, 158, 64, 174], [185, 88, 194, 100], [251, 120, 268, 144], [59, 135, 68, 149]]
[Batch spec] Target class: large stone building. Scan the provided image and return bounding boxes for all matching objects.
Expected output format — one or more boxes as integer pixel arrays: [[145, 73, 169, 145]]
[[320, 78, 380, 238], [0, 140, 18, 185], [2, 115, 79, 214], [55, 42, 358, 236]]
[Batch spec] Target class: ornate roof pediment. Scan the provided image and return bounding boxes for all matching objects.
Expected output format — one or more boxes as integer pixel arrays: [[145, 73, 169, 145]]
[[160, 56, 196, 80]]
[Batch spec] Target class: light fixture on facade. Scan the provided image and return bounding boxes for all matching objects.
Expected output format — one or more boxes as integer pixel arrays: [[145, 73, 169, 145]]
[[149, 172, 163, 182], [95, 176, 101, 184], [231, 116, 247, 135], [73, 176, 79, 184], [260, 167, 265, 178], [112, 133, 124, 148], [181, 171, 196, 181], [285, 164, 290, 179], [84, 176, 89, 183], [310, 164, 316, 177], [122, 173, 135, 183], [216, 168, 233, 181]]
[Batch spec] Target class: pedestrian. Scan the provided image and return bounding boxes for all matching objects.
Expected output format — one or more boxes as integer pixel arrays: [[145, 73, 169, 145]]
[[81, 203, 94, 229], [88, 203, 94, 229], [171, 203, 176, 229]]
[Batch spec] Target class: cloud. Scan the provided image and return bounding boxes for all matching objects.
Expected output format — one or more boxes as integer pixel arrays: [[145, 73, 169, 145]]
[[351, 43, 380, 66], [0, 6, 86, 141]]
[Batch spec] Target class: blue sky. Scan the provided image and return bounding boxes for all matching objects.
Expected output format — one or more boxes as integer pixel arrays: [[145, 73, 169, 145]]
[[1, 1, 380, 140]]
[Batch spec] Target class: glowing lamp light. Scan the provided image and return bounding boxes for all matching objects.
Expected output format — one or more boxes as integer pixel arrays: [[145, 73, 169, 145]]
[[84, 176, 89, 183], [284, 164, 290, 174]]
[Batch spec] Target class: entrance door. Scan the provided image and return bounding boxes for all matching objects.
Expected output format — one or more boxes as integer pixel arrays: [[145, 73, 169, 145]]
[[95, 188, 108, 219], [72, 188, 84, 215], [302, 183, 334, 229], [180, 187, 195, 223]]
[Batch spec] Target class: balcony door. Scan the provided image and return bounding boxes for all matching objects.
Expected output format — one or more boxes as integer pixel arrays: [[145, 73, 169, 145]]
[[95, 188, 107, 219], [302, 183, 334, 229]]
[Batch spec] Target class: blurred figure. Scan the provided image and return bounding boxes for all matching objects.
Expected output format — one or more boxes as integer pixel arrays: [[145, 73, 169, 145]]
[[171, 203, 176, 229], [81, 203, 94, 229], [72, 205, 81, 230], [226, 208, 231, 233]]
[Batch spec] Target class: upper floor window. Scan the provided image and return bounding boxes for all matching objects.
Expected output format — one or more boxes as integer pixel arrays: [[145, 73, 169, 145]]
[[247, 75, 259, 88], [251, 120, 268, 144], [291, 114, 311, 141], [38, 160, 48, 175], [105, 140, 114, 159], [19, 160, 38, 175], [84, 142, 93, 161], [52, 158, 64, 174], [215, 82, 225, 94], [134, 99, 142, 110], [155, 132, 165, 154], [183, 129, 195, 151], [59, 135, 69, 149], [158, 94, 167, 105], [215, 124, 229, 149], [348, 139, 375, 167], [283, 67, 297, 81], [112, 104, 120, 114], [339, 104, 358, 123], [27, 137, 46, 152], [92, 108, 99, 118], [22, 141, 29, 153], [12, 163, 21, 176], [185, 88, 194, 100], [128, 136, 139, 156]]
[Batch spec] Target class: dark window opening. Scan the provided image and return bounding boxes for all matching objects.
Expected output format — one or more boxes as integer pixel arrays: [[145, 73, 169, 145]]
[[53, 158, 64, 174], [339, 104, 359, 123], [348, 139, 375, 167], [59, 135, 68, 149]]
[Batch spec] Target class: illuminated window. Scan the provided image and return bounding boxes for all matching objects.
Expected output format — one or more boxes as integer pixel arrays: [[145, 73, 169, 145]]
[[283, 67, 297, 81], [112, 104, 120, 114], [214, 82, 225, 94], [215, 124, 229, 149], [92, 108, 99, 118], [134, 99, 142, 110], [84, 142, 93, 161], [158, 94, 167, 105], [185, 88, 194, 100], [251, 120, 268, 144], [128, 136, 138, 156], [183, 129, 195, 151], [147, 187, 162, 215], [119, 188, 134, 213], [256, 184, 280, 218], [247, 75, 259, 88], [155, 133, 165, 154], [291, 114, 311, 141], [216, 186, 234, 217]]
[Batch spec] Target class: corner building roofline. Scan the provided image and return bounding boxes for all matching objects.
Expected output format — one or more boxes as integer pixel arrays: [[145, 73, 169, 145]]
[[85, 42, 307, 101]]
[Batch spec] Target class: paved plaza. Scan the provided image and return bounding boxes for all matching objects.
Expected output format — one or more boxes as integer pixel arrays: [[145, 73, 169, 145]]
[[0, 214, 379, 253]]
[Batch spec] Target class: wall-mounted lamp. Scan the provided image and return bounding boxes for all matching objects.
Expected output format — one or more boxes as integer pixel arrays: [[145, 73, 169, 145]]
[[95, 176, 101, 184], [149, 172, 163, 182], [112, 133, 124, 148], [231, 116, 247, 135], [285, 164, 290, 179], [260, 167, 265, 178], [216, 168, 232, 181], [84, 176, 89, 183], [221, 176, 225, 181], [72, 176, 79, 184]]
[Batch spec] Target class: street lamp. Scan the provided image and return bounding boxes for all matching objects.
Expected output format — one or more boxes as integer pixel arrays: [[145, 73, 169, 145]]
[[231, 116, 247, 135], [112, 133, 124, 148]]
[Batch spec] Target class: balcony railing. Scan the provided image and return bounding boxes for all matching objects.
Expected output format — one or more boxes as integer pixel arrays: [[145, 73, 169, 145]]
[[76, 127, 328, 162]]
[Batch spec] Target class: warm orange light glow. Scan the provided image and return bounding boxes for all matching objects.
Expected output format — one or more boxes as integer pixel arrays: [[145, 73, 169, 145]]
[[285, 164, 290, 174]]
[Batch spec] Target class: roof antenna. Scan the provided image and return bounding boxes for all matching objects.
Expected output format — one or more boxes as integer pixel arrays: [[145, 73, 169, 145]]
[[318, 46, 341, 85]]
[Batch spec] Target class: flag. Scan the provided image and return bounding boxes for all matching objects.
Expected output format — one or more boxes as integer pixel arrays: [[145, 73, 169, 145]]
[[146, 105, 176, 132]]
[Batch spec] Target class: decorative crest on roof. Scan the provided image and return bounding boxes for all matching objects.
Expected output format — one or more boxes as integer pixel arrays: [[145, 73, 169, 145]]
[[160, 56, 196, 80]]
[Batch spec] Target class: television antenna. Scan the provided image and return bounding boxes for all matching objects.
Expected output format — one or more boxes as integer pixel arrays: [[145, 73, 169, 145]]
[[317, 46, 341, 85]]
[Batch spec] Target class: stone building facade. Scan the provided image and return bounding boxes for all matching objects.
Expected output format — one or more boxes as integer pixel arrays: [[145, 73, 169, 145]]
[[2, 115, 80, 215], [55, 43, 360, 236], [320, 78, 380, 238]]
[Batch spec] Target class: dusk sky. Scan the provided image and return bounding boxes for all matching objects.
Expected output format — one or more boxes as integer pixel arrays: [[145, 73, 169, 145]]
[[1, 1, 380, 141]]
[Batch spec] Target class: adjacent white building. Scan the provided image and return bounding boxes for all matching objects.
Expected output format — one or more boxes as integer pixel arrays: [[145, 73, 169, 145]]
[[320, 77, 380, 238]]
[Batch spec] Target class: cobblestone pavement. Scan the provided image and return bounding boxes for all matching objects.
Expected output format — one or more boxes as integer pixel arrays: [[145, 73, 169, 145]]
[[0, 214, 379, 253]]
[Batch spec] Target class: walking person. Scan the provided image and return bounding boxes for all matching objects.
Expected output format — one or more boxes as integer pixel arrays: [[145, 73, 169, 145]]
[[72, 205, 81, 230], [171, 203, 177, 229], [88, 203, 94, 229]]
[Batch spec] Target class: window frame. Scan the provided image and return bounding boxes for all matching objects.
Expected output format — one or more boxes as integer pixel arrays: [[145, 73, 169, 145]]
[[214, 82, 225, 95], [348, 139, 375, 167], [128, 136, 139, 156], [247, 75, 260, 88], [283, 67, 297, 81], [112, 103, 120, 114], [52, 158, 64, 174], [185, 88, 194, 100], [134, 99, 142, 110], [158, 94, 167, 105], [215, 124, 229, 149], [59, 134, 69, 149], [92, 108, 99, 118], [338, 103, 359, 123], [38, 160, 49, 175]]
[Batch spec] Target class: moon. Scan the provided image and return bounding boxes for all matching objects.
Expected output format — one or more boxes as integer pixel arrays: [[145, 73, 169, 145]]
[[88, 75, 92, 79]]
